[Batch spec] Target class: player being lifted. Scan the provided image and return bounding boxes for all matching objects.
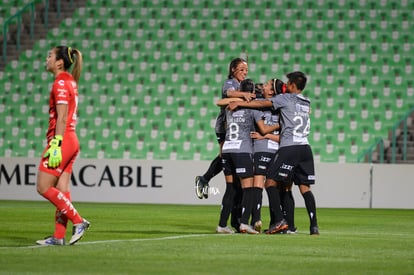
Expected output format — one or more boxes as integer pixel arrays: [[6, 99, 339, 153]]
[[195, 57, 254, 203]]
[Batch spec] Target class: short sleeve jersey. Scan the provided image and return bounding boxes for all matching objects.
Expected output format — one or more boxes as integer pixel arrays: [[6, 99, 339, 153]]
[[222, 108, 256, 154], [215, 78, 241, 134], [252, 107, 280, 153], [46, 71, 78, 139], [221, 78, 240, 98], [270, 93, 311, 147]]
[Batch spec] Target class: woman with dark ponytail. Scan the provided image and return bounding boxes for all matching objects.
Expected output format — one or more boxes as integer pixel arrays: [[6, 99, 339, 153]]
[[36, 46, 90, 246]]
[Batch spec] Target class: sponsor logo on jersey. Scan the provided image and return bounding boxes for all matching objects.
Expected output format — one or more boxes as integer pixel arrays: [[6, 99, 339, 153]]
[[236, 168, 246, 173], [278, 172, 288, 178], [281, 164, 294, 170], [259, 156, 272, 163]]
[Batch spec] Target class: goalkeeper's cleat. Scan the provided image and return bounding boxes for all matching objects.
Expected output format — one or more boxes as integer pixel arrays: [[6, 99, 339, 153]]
[[310, 226, 320, 236], [36, 236, 65, 246], [266, 219, 288, 235], [216, 225, 235, 234], [69, 218, 90, 245], [239, 223, 259, 234], [195, 176, 208, 199]]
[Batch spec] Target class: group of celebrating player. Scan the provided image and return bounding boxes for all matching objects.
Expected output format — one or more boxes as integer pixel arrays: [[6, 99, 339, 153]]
[[195, 57, 320, 235]]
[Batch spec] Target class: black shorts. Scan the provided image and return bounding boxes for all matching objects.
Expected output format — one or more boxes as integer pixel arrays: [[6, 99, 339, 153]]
[[253, 152, 276, 176], [267, 145, 315, 185], [222, 153, 254, 178]]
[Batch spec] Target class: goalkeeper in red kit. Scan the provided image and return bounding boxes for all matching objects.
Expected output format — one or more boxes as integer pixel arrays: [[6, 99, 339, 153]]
[[36, 45, 90, 246]]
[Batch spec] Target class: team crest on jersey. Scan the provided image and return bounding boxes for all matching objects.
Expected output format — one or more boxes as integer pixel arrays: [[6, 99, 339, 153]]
[[58, 80, 65, 86]]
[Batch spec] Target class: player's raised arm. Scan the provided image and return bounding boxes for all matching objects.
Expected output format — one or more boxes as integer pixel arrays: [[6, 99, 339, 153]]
[[226, 89, 256, 102], [227, 99, 272, 111], [216, 97, 244, 106]]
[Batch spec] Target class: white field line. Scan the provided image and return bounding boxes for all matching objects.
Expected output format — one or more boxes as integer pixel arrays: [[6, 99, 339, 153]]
[[0, 230, 412, 250], [1, 233, 227, 250]]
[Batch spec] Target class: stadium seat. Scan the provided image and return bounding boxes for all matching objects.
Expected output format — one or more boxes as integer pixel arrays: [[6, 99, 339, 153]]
[[1, 0, 413, 162]]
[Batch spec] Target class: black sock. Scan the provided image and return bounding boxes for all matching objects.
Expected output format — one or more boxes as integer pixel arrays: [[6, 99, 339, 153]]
[[218, 183, 235, 227], [266, 187, 275, 225], [231, 177, 242, 229], [302, 191, 318, 228], [281, 190, 295, 229], [240, 187, 254, 225], [279, 189, 286, 218], [203, 155, 222, 182], [266, 186, 283, 224], [251, 187, 263, 225]]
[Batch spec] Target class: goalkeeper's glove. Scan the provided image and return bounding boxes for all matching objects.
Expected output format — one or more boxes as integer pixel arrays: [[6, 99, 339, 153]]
[[43, 135, 63, 168]]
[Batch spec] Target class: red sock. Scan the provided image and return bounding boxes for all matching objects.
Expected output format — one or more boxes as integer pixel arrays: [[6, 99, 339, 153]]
[[53, 191, 71, 239], [43, 187, 83, 224]]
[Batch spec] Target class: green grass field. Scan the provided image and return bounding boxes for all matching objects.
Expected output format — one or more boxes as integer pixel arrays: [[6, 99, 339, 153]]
[[0, 200, 413, 275]]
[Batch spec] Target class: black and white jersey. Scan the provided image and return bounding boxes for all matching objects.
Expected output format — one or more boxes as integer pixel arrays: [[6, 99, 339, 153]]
[[215, 78, 240, 134]]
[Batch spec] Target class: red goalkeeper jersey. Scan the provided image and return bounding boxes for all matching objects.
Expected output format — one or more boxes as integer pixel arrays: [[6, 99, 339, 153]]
[[46, 71, 78, 139]]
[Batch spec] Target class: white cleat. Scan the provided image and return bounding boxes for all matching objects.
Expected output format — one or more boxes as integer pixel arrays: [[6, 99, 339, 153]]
[[69, 219, 90, 245], [216, 225, 235, 234], [239, 223, 259, 234], [36, 236, 65, 246]]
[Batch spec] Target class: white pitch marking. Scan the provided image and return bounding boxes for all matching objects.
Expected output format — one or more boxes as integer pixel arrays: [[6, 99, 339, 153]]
[[2, 234, 228, 249]]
